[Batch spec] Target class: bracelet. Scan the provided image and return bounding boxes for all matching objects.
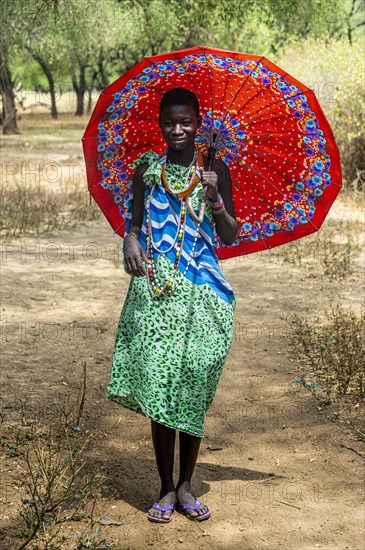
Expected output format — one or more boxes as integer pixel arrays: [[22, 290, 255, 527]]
[[124, 231, 140, 241], [211, 199, 225, 213], [210, 193, 226, 216], [212, 205, 226, 216], [210, 193, 223, 208]]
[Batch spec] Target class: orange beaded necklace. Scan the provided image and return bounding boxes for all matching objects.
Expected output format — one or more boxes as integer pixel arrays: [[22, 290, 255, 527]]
[[161, 147, 204, 199]]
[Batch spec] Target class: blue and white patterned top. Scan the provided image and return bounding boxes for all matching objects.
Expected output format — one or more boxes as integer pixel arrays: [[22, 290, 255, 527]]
[[123, 151, 235, 303]]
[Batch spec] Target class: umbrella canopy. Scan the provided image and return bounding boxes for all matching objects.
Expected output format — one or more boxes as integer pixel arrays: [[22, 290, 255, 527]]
[[82, 45, 342, 260]]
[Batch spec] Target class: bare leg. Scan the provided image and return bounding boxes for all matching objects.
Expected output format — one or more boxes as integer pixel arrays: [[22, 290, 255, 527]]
[[147, 420, 177, 520], [176, 431, 210, 518]]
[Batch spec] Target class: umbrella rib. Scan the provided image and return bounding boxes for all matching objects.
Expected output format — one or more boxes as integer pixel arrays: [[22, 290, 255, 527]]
[[167, 54, 202, 103], [249, 96, 295, 120], [241, 146, 303, 199], [249, 101, 289, 123], [251, 152, 337, 214], [227, 131, 305, 175], [229, 87, 318, 131], [243, 89, 328, 128], [248, 128, 338, 140], [248, 129, 340, 153], [208, 57, 285, 127], [217, 55, 314, 134], [113, 219, 126, 234], [219, 53, 238, 127], [220, 55, 265, 123], [246, 110, 335, 139], [231, 76, 310, 121], [228, 139, 319, 223], [247, 141, 305, 160], [202, 47, 215, 128], [238, 91, 294, 121], [217, 55, 265, 142], [249, 111, 295, 126], [246, 142, 341, 180], [242, 147, 337, 213], [182, 56, 203, 102], [243, 144, 308, 174]]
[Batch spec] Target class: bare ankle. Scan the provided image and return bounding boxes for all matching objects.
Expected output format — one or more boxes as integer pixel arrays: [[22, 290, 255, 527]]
[[160, 480, 175, 494], [176, 479, 191, 490]]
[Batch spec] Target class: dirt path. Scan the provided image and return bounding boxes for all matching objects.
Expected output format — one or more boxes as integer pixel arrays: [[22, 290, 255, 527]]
[[1, 213, 364, 549]]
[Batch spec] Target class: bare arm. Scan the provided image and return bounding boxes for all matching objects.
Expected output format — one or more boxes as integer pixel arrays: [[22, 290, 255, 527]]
[[209, 158, 238, 246], [123, 163, 151, 276]]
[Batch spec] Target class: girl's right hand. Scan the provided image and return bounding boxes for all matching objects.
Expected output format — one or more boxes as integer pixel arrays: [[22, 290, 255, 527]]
[[123, 237, 152, 277]]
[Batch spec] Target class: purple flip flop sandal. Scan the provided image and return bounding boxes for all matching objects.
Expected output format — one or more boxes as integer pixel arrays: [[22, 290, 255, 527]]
[[147, 502, 175, 523], [176, 498, 211, 521]]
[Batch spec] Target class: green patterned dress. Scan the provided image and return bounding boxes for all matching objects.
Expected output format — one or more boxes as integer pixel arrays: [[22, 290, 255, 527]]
[[107, 151, 236, 438]]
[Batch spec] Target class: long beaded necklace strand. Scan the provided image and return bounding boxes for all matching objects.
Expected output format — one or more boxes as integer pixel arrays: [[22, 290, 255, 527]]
[[145, 190, 202, 297], [145, 150, 202, 297]]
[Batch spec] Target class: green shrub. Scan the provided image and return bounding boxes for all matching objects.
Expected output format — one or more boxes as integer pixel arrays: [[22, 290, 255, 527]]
[[289, 303, 365, 401], [275, 36, 365, 186]]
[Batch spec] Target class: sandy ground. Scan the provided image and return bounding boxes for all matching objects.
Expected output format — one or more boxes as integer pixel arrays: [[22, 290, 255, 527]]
[[1, 217, 364, 549], [0, 114, 364, 549]]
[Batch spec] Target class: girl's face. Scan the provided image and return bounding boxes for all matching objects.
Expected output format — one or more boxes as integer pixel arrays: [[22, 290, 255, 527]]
[[159, 104, 201, 152]]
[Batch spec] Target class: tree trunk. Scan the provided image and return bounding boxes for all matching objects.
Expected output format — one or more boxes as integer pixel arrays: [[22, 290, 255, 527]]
[[87, 87, 92, 114], [98, 57, 109, 88], [25, 46, 58, 119], [347, 0, 356, 44], [87, 70, 98, 114], [0, 56, 19, 134], [72, 63, 86, 116]]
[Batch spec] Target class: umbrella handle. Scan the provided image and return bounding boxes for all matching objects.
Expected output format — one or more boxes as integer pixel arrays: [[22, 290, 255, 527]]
[[187, 136, 217, 225], [186, 187, 208, 224]]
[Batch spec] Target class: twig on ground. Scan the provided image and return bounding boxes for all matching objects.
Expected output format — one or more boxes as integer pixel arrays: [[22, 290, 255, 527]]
[[340, 443, 365, 459], [275, 500, 301, 510]]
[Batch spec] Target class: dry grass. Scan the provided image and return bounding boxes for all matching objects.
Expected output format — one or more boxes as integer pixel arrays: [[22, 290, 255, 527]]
[[0, 363, 113, 549], [289, 304, 365, 399], [0, 183, 102, 238], [288, 303, 365, 440], [1, 113, 103, 238], [268, 188, 364, 280]]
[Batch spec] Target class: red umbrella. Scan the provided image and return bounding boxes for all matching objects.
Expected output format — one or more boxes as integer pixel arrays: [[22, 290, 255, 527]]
[[82, 45, 342, 260]]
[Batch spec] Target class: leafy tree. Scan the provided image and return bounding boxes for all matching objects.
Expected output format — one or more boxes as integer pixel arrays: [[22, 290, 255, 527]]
[[0, 0, 61, 131], [346, 0, 365, 44], [57, 0, 122, 115], [0, 1, 22, 133], [22, 2, 69, 119], [2, 0, 364, 133]]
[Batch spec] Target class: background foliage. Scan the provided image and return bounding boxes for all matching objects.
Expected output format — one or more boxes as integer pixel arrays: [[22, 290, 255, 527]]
[[1, 0, 364, 181]]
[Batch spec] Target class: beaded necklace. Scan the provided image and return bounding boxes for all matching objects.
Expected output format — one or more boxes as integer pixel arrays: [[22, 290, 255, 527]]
[[145, 150, 202, 298], [166, 148, 196, 188], [161, 147, 203, 199]]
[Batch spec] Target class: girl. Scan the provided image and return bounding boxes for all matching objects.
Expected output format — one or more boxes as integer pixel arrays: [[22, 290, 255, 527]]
[[107, 87, 238, 523]]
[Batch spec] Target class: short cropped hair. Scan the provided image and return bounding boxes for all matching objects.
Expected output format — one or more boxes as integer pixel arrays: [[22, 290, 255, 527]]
[[159, 87, 200, 118]]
